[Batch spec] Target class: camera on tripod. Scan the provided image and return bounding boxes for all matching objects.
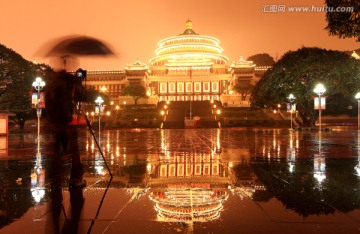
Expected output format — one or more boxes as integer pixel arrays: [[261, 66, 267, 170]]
[[76, 68, 87, 80]]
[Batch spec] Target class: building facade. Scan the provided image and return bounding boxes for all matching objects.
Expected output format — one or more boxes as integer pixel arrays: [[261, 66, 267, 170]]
[[84, 20, 269, 105]]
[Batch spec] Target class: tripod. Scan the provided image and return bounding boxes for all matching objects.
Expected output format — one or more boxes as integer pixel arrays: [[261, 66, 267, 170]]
[[84, 114, 113, 178], [84, 113, 113, 234]]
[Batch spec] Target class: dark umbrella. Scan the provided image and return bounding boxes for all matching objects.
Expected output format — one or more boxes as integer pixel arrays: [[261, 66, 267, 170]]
[[37, 35, 116, 70]]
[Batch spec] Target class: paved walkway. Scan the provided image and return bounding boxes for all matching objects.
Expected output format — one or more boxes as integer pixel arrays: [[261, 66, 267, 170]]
[[0, 127, 360, 233]]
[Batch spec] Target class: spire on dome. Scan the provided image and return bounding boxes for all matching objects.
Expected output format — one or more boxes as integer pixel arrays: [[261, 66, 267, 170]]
[[186, 19, 192, 29], [179, 19, 198, 35]]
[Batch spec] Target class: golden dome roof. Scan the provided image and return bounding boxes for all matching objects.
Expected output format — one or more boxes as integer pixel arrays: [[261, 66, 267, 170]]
[[149, 20, 229, 67]]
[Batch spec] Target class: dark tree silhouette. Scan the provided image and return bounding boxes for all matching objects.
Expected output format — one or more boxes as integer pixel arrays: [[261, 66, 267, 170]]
[[325, 0, 360, 41], [251, 47, 360, 126], [0, 44, 53, 129], [124, 84, 147, 105], [247, 53, 275, 66]]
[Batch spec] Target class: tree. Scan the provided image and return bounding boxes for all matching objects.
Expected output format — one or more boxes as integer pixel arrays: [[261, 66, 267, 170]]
[[0, 44, 54, 129], [251, 47, 360, 126], [247, 53, 275, 66], [233, 83, 254, 101], [123, 84, 147, 104], [325, 0, 360, 41]]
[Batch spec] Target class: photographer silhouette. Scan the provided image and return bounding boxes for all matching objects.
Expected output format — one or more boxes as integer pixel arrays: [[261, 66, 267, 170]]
[[45, 71, 87, 189]]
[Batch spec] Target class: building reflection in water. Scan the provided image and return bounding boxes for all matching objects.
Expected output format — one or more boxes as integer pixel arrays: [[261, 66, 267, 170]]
[[147, 129, 229, 224], [148, 152, 229, 223], [58, 129, 351, 221]]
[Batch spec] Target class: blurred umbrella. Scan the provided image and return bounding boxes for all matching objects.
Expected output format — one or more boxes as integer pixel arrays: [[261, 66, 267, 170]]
[[36, 35, 116, 70]]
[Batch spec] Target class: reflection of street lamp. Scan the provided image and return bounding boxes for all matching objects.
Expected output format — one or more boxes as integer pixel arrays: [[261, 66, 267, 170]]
[[288, 94, 296, 130], [32, 77, 45, 155], [355, 92, 360, 131], [123, 101, 126, 110], [313, 83, 326, 132], [90, 111, 95, 123]]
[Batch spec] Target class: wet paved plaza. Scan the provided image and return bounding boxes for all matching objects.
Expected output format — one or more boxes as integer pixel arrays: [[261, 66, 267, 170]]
[[1, 127, 360, 233]]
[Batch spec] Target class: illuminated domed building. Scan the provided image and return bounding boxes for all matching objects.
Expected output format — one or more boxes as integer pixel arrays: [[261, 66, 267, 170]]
[[84, 20, 269, 106], [148, 20, 230, 102]]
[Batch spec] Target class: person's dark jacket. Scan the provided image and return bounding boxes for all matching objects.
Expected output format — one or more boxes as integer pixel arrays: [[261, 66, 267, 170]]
[[45, 72, 77, 124]]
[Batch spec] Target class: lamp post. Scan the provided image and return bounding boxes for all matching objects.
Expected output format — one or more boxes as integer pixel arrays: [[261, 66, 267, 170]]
[[95, 96, 104, 132], [356, 92, 360, 131], [313, 83, 326, 132], [32, 77, 45, 155], [288, 94, 296, 130]]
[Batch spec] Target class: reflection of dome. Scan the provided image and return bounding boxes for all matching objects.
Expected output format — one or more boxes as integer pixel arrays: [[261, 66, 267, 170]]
[[149, 185, 228, 222], [149, 20, 229, 67]]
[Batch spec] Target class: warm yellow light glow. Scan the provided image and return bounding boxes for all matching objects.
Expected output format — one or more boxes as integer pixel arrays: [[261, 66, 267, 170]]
[[95, 96, 104, 105], [100, 86, 107, 92], [155, 44, 223, 56], [150, 21, 229, 66], [313, 83, 326, 95]]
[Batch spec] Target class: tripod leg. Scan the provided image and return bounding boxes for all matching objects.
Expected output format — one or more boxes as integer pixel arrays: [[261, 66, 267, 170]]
[[84, 115, 113, 178]]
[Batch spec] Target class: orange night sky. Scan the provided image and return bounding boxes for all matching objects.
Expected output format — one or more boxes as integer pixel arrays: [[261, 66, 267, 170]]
[[0, 0, 358, 70]]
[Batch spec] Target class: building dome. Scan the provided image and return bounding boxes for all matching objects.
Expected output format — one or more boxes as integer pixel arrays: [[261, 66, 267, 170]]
[[149, 20, 229, 67]]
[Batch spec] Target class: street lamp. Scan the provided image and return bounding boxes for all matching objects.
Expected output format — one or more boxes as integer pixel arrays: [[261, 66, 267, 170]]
[[32, 77, 45, 155], [95, 96, 104, 132], [215, 109, 221, 120], [313, 83, 326, 131], [288, 94, 296, 130], [355, 92, 360, 131], [146, 90, 151, 97]]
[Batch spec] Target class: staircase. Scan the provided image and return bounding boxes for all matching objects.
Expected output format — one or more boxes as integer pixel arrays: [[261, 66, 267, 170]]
[[162, 101, 219, 129]]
